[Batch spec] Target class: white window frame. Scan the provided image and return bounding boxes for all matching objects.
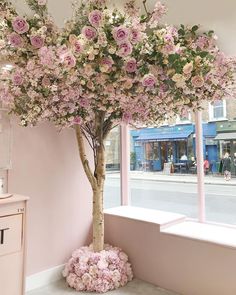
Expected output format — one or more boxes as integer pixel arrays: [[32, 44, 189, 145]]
[[208, 100, 227, 121]]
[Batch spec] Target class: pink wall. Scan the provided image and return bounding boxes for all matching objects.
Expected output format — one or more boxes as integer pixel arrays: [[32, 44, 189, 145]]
[[8, 121, 93, 275], [105, 214, 236, 295]]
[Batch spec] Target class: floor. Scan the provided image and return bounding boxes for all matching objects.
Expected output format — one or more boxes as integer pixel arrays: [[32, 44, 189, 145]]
[[27, 279, 178, 295]]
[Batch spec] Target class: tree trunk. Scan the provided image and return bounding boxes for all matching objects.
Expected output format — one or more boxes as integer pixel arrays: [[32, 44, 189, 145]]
[[92, 186, 104, 252], [75, 125, 105, 252], [93, 143, 106, 252]]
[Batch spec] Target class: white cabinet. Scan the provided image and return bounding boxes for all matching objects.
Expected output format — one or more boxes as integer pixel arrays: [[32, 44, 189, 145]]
[[0, 195, 29, 295]]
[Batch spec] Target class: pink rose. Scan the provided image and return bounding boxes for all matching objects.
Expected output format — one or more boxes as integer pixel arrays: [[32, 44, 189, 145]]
[[12, 72, 23, 86], [12, 16, 29, 34], [62, 52, 76, 68], [8, 32, 23, 47], [117, 41, 132, 57], [74, 41, 84, 54], [191, 75, 204, 88], [130, 28, 141, 44], [125, 58, 137, 73], [112, 26, 129, 43], [142, 73, 157, 87], [39, 46, 54, 68], [88, 10, 103, 27], [73, 116, 82, 125], [37, 0, 47, 5], [81, 26, 97, 40], [30, 35, 44, 48], [100, 57, 114, 72]]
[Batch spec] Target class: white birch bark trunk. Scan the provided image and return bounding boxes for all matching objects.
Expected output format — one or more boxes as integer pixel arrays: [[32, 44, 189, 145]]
[[75, 125, 105, 252]]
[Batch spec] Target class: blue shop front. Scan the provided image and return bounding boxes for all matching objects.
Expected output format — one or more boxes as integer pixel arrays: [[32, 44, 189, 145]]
[[131, 123, 217, 172]]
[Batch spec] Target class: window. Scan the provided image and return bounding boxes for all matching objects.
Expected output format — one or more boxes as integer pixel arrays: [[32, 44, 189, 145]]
[[209, 100, 226, 121], [104, 126, 121, 209], [128, 125, 198, 218], [107, 109, 236, 227]]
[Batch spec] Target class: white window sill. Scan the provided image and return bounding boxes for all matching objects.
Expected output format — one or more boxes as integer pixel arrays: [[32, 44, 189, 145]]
[[105, 206, 236, 249], [208, 118, 228, 122], [104, 206, 186, 228], [162, 221, 236, 249]]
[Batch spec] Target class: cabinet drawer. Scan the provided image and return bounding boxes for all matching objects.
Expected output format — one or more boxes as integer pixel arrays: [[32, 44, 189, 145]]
[[0, 214, 22, 256]]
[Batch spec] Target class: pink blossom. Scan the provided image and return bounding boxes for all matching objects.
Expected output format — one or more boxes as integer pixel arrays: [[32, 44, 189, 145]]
[[142, 73, 157, 88], [162, 43, 176, 55], [30, 35, 44, 48], [12, 16, 29, 34], [196, 36, 209, 50], [191, 75, 204, 88], [42, 76, 51, 87], [37, 0, 47, 5], [148, 2, 167, 28], [117, 41, 132, 57], [73, 117, 82, 125], [100, 57, 114, 72], [8, 32, 23, 48], [82, 26, 97, 40], [124, 1, 140, 17], [57, 45, 68, 57], [63, 245, 133, 293], [112, 26, 129, 43], [83, 64, 94, 76], [61, 52, 76, 68], [122, 112, 132, 123], [12, 72, 23, 86], [74, 41, 84, 54], [39, 46, 54, 68], [26, 60, 35, 71], [125, 58, 137, 73], [79, 98, 89, 108], [101, 57, 114, 68], [130, 28, 141, 44], [88, 10, 103, 27]]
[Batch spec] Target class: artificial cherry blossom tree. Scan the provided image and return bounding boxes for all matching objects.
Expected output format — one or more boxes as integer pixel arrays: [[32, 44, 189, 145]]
[[0, 0, 235, 292]]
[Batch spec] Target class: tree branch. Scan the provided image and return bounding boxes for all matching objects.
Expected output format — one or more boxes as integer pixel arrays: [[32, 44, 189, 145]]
[[75, 125, 97, 190], [142, 0, 150, 18]]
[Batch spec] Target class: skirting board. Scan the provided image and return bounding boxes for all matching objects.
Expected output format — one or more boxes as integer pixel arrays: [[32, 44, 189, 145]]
[[26, 264, 65, 292]]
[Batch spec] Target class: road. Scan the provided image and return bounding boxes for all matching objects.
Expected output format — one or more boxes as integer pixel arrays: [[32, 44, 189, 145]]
[[104, 178, 236, 225]]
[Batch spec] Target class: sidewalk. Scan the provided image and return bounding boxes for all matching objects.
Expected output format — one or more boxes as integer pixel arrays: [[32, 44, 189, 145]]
[[107, 171, 236, 186]]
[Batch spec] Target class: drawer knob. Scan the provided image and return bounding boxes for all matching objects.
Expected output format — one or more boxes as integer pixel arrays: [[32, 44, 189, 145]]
[[0, 228, 9, 244]]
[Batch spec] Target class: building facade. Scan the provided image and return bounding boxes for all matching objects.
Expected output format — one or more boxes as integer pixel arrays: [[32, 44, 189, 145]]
[[130, 98, 236, 173]]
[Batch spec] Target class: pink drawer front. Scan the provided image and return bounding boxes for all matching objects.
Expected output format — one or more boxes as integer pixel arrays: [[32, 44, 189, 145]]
[[0, 214, 22, 256]]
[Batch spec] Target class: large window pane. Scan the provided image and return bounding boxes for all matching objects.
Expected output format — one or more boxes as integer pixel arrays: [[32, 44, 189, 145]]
[[129, 125, 198, 218], [206, 118, 236, 225], [104, 126, 121, 209]]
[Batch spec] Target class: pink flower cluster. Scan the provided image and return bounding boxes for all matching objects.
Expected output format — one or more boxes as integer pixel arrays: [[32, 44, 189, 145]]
[[63, 245, 133, 293], [0, 0, 235, 129]]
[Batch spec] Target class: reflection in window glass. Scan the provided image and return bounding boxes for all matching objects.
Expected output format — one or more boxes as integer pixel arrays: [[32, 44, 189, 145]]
[[104, 126, 121, 209]]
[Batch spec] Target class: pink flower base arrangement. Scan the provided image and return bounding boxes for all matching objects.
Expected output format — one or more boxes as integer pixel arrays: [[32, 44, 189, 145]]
[[62, 244, 133, 293]]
